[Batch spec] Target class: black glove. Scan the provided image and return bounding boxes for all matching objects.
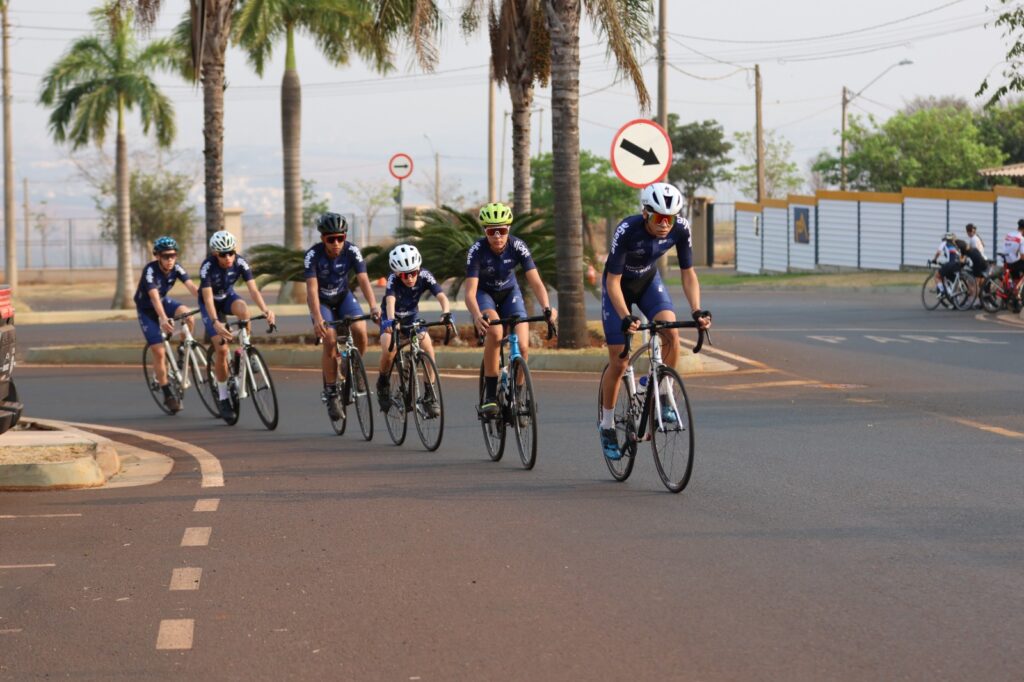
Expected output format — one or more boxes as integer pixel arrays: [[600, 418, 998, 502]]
[[620, 314, 641, 333], [691, 309, 712, 322], [441, 311, 453, 324]]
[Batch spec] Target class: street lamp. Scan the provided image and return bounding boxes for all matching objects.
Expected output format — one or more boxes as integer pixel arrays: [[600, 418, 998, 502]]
[[840, 59, 912, 190], [423, 133, 440, 208]]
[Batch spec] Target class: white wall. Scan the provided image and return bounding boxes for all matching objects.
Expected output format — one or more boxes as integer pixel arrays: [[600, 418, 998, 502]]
[[818, 199, 858, 267], [859, 202, 902, 270], [903, 197, 947, 266], [789, 204, 815, 270], [735, 209, 762, 274], [996, 196, 1024, 254], [948, 200, 993, 253], [762, 207, 788, 272]]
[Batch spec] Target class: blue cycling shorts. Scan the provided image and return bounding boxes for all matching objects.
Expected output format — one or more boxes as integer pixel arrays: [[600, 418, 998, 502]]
[[601, 271, 674, 346], [200, 292, 243, 338], [137, 298, 185, 346], [315, 290, 365, 326], [476, 287, 528, 322]]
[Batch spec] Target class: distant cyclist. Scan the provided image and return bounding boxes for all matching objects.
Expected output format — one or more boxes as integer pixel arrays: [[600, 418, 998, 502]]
[[962, 224, 987, 303], [931, 232, 962, 298], [304, 212, 380, 422], [464, 202, 557, 417], [1001, 219, 1024, 309], [376, 244, 453, 416], [199, 230, 277, 421], [598, 182, 711, 460], [134, 236, 200, 413]]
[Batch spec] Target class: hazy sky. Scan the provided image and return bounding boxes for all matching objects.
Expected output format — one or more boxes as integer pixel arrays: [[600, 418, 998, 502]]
[[8, 0, 1008, 218]]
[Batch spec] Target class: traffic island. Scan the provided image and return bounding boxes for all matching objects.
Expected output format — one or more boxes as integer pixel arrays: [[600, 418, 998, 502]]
[[0, 418, 119, 491]]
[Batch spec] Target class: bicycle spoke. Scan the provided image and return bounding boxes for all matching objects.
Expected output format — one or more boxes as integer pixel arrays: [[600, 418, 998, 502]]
[[650, 367, 694, 493]]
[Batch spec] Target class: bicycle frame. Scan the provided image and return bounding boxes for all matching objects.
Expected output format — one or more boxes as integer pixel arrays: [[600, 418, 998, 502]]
[[480, 312, 556, 419], [388, 318, 453, 397], [160, 309, 202, 390]]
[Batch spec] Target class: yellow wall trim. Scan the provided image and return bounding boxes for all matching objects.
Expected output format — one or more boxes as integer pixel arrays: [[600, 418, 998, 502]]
[[735, 202, 762, 212], [902, 187, 995, 202], [762, 198, 788, 209], [816, 190, 902, 203], [788, 194, 817, 205], [994, 185, 1024, 199]]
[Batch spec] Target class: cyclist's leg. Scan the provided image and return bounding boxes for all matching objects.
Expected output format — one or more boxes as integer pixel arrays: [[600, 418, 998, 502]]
[[600, 280, 630, 412], [638, 273, 677, 368], [200, 297, 229, 383], [379, 329, 395, 375], [317, 301, 340, 385], [477, 291, 501, 412], [139, 307, 169, 384], [338, 292, 367, 355], [419, 332, 436, 380], [497, 288, 529, 371]]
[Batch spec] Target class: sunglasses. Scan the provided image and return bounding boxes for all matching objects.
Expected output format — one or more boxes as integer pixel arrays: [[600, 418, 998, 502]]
[[157, 252, 178, 260], [216, 250, 235, 258], [649, 213, 674, 226], [323, 235, 346, 244], [398, 269, 420, 280], [485, 227, 509, 237]]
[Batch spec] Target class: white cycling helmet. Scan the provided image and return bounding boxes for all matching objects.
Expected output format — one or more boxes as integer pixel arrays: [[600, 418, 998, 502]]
[[389, 243, 422, 273], [640, 182, 684, 216], [209, 230, 237, 253]]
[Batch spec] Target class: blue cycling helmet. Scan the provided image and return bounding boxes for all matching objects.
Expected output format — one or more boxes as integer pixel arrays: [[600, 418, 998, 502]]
[[153, 236, 178, 253]]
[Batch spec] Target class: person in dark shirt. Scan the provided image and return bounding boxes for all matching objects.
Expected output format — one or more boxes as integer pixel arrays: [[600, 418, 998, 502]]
[[135, 236, 200, 413], [464, 202, 558, 416]]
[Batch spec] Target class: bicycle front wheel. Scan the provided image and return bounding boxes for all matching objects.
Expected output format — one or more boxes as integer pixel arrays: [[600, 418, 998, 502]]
[[412, 353, 444, 452], [189, 343, 220, 418], [980, 278, 1003, 313], [246, 347, 279, 430], [510, 358, 538, 470], [349, 350, 373, 441], [142, 344, 176, 415], [650, 366, 695, 493], [597, 364, 637, 482], [383, 361, 407, 445], [478, 361, 505, 461], [921, 274, 941, 310], [950, 275, 972, 311]]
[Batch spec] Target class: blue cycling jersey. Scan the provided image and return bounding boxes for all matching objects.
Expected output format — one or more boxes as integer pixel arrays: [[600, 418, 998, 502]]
[[604, 214, 693, 279], [303, 241, 367, 301], [385, 269, 443, 320], [134, 260, 190, 310], [465, 236, 536, 294], [199, 254, 254, 300]]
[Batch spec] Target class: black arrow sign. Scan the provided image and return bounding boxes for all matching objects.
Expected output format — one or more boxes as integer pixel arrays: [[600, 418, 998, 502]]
[[394, 163, 409, 169], [619, 138, 660, 166]]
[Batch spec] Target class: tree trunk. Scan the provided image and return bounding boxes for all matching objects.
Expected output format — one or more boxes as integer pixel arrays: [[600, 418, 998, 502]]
[[200, 0, 232, 241], [279, 24, 304, 304], [544, 0, 586, 348], [509, 80, 533, 217], [112, 98, 133, 309]]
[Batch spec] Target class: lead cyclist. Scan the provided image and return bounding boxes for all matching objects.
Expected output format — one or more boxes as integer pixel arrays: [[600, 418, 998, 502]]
[[598, 182, 712, 460]]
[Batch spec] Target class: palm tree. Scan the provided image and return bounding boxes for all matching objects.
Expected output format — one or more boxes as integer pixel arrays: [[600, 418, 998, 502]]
[[40, 3, 177, 309], [542, 0, 650, 348], [233, 0, 392, 302]]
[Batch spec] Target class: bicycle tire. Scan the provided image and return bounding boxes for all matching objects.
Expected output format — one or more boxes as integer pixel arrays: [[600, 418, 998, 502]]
[[412, 353, 444, 452], [650, 366, 695, 493], [478, 361, 505, 461], [349, 350, 373, 441], [921, 274, 942, 311], [206, 344, 240, 425], [383, 360, 407, 445], [189, 343, 220, 418], [980, 277, 1002, 313], [142, 344, 176, 415], [246, 347, 279, 430], [510, 357, 538, 470], [950, 275, 973, 311], [597, 364, 637, 482], [328, 364, 347, 436]]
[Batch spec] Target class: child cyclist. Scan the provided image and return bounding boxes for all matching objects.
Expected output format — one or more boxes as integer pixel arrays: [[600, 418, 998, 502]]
[[134, 236, 200, 413], [199, 230, 277, 422], [464, 202, 557, 416], [376, 244, 453, 416]]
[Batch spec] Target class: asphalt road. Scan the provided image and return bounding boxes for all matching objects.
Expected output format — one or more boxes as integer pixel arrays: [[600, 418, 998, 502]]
[[3, 288, 1023, 680]]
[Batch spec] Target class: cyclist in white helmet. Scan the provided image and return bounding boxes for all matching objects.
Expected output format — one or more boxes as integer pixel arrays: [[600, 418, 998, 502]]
[[598, 182, 711, 461], [199, 229, 276, 421], [377, 244, 452, 416]]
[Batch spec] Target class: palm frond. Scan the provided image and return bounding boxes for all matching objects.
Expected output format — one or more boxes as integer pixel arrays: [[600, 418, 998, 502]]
[[584, 0, 652, 111]]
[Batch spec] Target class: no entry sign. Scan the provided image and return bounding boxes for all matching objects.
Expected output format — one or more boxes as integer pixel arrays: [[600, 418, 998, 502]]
[[610, 119, 672, 188]]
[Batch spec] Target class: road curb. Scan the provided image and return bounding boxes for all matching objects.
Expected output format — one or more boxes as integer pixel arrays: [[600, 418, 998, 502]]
[[0, 418, 120, 491]]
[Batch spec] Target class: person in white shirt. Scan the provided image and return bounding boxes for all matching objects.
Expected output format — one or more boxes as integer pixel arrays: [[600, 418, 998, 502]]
[[1002, 220, 1024, 278], [962, 224, 988, 301]]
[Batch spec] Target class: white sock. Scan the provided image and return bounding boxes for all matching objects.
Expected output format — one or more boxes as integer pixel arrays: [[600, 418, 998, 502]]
[[600, 407, 615, 429], [217, 380, 228, 400]]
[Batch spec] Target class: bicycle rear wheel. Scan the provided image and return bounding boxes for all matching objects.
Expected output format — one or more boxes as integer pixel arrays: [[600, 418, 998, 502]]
[[597, 364, 637, 482], [188, 343, 220, 417], [980, 277, 1002, 313], [510, 358, 538, 470], [413, 353, 444, 452], [650, 366, 695, 493], [478, 362, 505, 461], [247, 347, 279, 430], [921, 274, 941, 310], [349, 350, 373, 441], [383, 361, 407, 445], [142, 344, 177, 415], [949, 275, 972, 311]]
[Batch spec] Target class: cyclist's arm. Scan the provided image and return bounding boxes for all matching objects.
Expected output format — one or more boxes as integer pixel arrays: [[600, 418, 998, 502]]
[[306, 277, 326, 339], [523, 268, 552, 311], [244, 279, 275, 326], [604, 272, 631, 320], [436, 291, 451, 315], [384, 293, 396, 321], [201, 286, 232, 340], [680, 267, 710, 327], [355, 272, 379, 318], [147, 288, 173, 332], [183, 278, 200, 298]]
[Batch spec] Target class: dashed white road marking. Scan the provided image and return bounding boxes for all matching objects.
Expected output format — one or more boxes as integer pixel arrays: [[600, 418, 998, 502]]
[[156, 619, 194, 650], [719, 380, 816, 391], [946, 416, 1024, 440], [0, 628, 23, 634], [181, 527, 212, 547], [193, 498, 220, 512], [808, 335, 846, 344], [0, 563, 56, 569], [169, 567, 202, 591], [679, 338, 767, 368], [947, 335, 1009, 345], [0, 513, 82, 519]]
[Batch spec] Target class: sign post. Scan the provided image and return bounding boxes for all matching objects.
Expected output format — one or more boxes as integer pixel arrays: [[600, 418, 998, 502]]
[[609, 119, 672, 189], [389, 153, 413, 231]]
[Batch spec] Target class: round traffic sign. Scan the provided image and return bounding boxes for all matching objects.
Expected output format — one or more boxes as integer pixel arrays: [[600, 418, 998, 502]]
[[389, 153, 413, 181], [609, 119, 672, 188]]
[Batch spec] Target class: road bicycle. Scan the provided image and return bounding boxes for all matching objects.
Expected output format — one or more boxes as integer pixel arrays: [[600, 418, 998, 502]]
[[322, 315, 373, 440], [142, 309, 219, 417], [381, 317, 455, 451], [921, 260, 972, 311], [597, 316, 710, 493], [979, 255, 1024, 313], [477, 310, 557, 470], [205, 313, 279, 429]]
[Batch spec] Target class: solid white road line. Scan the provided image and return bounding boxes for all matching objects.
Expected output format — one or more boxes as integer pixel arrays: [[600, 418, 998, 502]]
[[169, 567, 202, 591], [718, 380, 816, 391], [193, 498, 220, 512], [67, 421, 224, 488], [946, 416, 1024, 440], [0, 513, 82, 519], [156, 619, 194, 650], [0, 563, 56, 569], [180, 527, 212, 547]]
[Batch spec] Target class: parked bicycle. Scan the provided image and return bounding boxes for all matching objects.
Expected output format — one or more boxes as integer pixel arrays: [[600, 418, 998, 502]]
[[381, 317, 455, 451], [922, 260, 972, 311], [142, 309, 219, 417], [322, 315, 373, 440], [979, 255, 1024, 313], [205, 313, 279, 429], [477, 310, 557, 470], [596, 316, 710, 493]]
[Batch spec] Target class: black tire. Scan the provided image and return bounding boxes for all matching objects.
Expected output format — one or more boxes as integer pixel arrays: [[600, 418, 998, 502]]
[[597, 364, 637, 482], [383, 360, 407, 445], [188, 343, 220, 418], [349, 350, 373, 441], [412, 353, 444, 452], [921, 274, 941, 311], [949, 275, 972, 311], [650, 366, 694, 493], [509, 358, 538, 469], [478, 361, 505, 461], [142, 344, 177, 415], [246, 347, 279, 430], [328, 372, 347, 436]]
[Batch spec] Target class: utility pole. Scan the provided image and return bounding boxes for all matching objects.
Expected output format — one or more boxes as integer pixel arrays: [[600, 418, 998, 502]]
[[22, 176, 28, 268], [2, 2, 14, 287], [656, 0, 668, 182], [434, 152, 440, 208], [755, 64, 765, 203], [840, 86, 849, 191], [488, 64, 496, 202]]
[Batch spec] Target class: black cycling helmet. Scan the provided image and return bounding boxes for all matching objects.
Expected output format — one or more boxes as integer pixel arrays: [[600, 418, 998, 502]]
[[316, 212, 348, 236], [1018, 218, 1024, 230]]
